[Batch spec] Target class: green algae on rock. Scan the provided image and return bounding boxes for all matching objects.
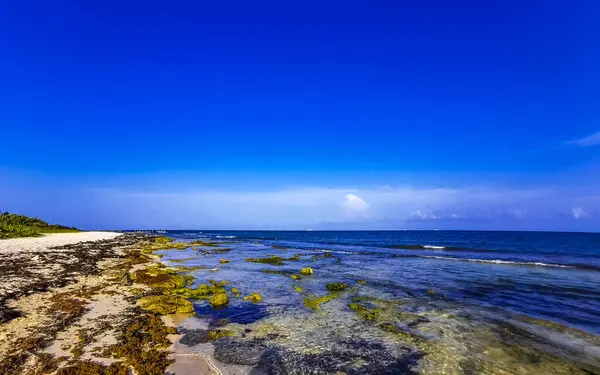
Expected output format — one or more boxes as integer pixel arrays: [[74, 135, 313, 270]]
[[243, 292, 262, 303], [326, 282, 348, 291], [246, 255, 286, 265], [207, 329, 235, 341], [137, 295, 195, 314], [209, 292, 229, 308], [348, 302, 380, 321], [303, 293, 338, 311], [299, 267, 313, 275]]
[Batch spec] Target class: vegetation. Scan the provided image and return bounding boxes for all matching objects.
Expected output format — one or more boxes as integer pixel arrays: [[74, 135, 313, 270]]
[[303, 293, 338, 311], [137, 295, 195, 314], [348, 302, 380, 321], [243, 292, 262, 303], [245, 255, 286, 265], [326, 282, 348, 291], [209, 292, 229, 308], [0, 211, 78, 239]]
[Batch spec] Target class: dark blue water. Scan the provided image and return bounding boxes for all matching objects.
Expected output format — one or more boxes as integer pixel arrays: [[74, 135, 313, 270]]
[[166, 230, 600, 335]]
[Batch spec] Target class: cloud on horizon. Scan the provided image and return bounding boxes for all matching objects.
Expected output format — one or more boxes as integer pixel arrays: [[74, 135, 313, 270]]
[[2, 173, 598, 231]]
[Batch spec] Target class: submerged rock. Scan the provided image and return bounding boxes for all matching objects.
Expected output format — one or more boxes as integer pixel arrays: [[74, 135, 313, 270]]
[[214, 338, 422, 374], [214, 337, 272, 366], [137, 295, 194, 314]]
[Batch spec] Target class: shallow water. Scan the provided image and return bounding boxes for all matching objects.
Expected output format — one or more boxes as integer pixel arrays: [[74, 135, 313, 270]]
[[159, 230, 600, 374]]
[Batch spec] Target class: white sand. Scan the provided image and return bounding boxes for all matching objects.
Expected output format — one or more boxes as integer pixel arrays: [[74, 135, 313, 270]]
[[0, 231, 121, 254]]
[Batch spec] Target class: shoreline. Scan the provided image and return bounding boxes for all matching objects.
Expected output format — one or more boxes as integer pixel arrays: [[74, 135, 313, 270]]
[[0, 232, 210, 375], [2, 232, 599, 375]]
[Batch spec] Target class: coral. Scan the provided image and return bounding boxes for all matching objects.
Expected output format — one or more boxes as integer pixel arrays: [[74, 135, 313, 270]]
[[326, 283, 348, 291], [300, 267, 313, 275], [137, 295, 195, 314], [209, 292, 229, 308]]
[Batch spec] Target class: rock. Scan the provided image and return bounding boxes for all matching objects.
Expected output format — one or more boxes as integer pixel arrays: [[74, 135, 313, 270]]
[[213, 338, 271, 366], [214, 338, 422, 374]]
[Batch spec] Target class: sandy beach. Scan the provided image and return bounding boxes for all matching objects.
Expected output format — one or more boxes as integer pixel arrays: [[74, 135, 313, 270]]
[[0, 232, 217, 375]]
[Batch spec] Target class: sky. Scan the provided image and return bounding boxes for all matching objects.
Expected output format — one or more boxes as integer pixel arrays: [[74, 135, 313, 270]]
[[1, 0, 600, 231]]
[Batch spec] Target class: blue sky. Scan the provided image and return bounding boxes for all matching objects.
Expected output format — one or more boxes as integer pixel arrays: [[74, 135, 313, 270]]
[[1, 0, 599, 231]]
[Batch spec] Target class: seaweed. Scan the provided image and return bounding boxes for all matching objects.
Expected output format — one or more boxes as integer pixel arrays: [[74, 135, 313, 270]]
[[246, 255, 286, 265], [137, 295, 195, 314], [105, 312, 174, 375], [348, 302, 380, 321], [207, 329, 235, 341], [326, 283, 348, 291], [260, 269, 294, 276], [303, 293, 338, 311], [209, 292, 229, 308], [243, 292, 262, 303]]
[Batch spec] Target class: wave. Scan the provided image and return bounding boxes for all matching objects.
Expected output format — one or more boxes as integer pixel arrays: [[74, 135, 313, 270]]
[[387, 244, 497, 253], [413, 255, 581, 269], [216, 235, 236, 239]]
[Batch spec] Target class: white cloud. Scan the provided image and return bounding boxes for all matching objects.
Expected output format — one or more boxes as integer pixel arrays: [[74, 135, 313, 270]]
[[572, 207, 590, 220], [569, 131, 600, 147], [411, 210, 440, 220], [342, 193, 369, 212]]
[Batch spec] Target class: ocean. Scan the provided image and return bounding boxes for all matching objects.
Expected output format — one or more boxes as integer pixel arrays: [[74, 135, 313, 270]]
[[158, 230, 600, 374]]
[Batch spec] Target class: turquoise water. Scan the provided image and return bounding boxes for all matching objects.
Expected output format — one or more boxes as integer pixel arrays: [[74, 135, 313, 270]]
[[159, 230, 600, 374]]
